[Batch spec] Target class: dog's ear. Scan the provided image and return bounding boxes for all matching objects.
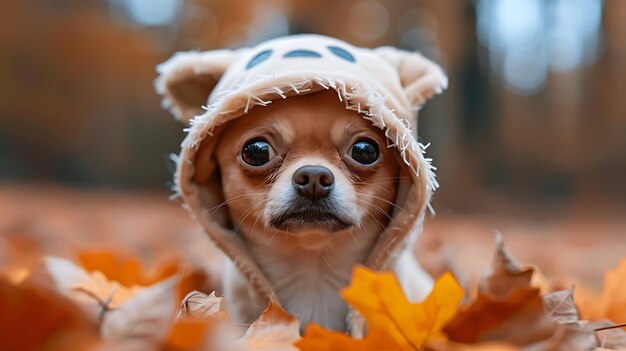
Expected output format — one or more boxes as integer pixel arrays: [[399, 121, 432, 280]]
[[155, 49, 247, 124], [374, 47, 448, 111]]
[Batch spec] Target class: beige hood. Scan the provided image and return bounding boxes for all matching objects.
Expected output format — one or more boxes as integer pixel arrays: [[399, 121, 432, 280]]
[[155, 34, 447, 303]]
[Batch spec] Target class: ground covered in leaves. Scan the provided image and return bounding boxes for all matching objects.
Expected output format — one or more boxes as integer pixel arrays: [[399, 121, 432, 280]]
[[0, 184, 625, 350]]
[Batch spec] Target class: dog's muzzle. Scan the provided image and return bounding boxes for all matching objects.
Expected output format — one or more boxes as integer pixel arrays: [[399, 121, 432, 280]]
[[268, 165, 354, 232], [269, 202, 354, 232]]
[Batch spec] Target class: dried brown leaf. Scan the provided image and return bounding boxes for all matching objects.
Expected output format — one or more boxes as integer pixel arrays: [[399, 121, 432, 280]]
[[523, 325, 595, 351], [44, 256, 143, 323], [44, 256, 108, 322], [176, 290, 222, 320], [445, 235, 593, 350], [543, 289, 580, 325], [234, 297, 301, 351], [446, 286, 594, 349], [586, 321, 626, 350], [444, 287, 546, 344], [479, 233, 534, 297], [101, 276, 178, 348]]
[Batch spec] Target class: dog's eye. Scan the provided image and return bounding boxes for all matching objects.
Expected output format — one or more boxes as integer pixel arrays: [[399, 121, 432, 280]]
[[349, 139, 379, 165], [242, 139, 274, 166]]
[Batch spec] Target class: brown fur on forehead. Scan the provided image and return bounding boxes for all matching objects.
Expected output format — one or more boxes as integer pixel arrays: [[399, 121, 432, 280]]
[[195, 90, 400, 185], [228, 91, 388, 153]]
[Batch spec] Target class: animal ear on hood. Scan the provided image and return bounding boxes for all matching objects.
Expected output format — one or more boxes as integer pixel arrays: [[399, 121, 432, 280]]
[[155, 49, 247, 125], [374, 46, 448, 111]]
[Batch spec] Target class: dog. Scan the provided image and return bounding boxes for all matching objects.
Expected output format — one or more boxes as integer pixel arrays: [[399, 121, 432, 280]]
[[199, 90, 404, 330], [156, 34, 447, 333]]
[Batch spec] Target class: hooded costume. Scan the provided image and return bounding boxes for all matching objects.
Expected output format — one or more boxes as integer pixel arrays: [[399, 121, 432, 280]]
[[155, 34, 447, 329]]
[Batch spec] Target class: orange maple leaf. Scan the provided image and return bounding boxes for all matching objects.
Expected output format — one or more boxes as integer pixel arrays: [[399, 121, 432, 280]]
[[165, 319, 217, 351], [78, 250, 179, 287], [0, 278, 98, 351], [597, 258, 626, 323], [79, 250, 207, 303], [297, 266, 464, 351], [574, 259, 626, 322]]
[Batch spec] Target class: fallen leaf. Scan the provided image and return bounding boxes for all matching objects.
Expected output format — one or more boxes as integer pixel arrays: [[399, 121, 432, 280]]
[[73, 270, 144, 309], [164, 319, 217, 351], [233, 297, 301, 351], [445, 235, 594, 350], [163, 289, 226, 350], [44, 256, 143, 322], [531, 268, 553, 295], [574, 285, 604, 322], [576, 259, 626, 324], [543, 288, 580, 325], [79, 250, 179, 287], [101, 276, 179, 348], [0, 278, 98, 351], [479, 233, 534, 297], [444, 287, 549, 344], [586, 321, 626, 350], [426, 340, 520, 350], [176, 290, 222, 320], [297, 267, 464, 350], [0, 265, 31, 285], [523, 325, 594, 351], [446, 298, 594, 350], [600, 259, 626, 323]]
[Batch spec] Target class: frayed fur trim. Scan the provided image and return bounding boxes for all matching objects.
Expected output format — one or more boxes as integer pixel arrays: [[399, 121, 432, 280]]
[[180, 76, 437, 187]]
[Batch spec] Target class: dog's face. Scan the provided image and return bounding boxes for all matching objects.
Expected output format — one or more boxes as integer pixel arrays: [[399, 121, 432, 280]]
[[205, 91, 401, 246]]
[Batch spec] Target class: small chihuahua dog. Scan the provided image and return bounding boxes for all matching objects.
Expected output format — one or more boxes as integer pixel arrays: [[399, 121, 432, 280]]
[[156, 34, 447, 333], [204, 90, 401, 330]]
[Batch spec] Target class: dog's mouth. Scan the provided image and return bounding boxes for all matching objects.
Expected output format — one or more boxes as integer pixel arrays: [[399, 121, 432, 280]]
[[268, 200, 354, 233]]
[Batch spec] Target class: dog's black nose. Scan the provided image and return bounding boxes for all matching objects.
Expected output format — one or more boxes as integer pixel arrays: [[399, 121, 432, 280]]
[[292, 165, 334, 200]]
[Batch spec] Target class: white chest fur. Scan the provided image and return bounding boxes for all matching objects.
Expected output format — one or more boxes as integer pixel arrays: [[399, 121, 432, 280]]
[[248, 230, 376, 331]]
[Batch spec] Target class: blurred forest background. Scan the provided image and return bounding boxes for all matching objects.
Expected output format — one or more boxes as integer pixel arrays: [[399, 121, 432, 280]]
[[1, 0, 625, 286]]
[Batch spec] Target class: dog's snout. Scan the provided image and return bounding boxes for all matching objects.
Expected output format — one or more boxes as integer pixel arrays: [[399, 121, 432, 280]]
[[292, 165, 335, 200]]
